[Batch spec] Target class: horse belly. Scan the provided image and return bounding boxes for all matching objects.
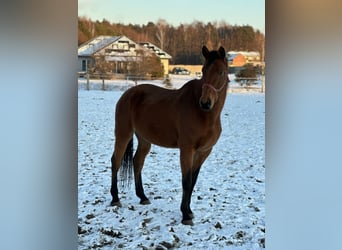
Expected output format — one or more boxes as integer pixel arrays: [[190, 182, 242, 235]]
[[129, 87, 180, 148], [134, 119, 179, 148]]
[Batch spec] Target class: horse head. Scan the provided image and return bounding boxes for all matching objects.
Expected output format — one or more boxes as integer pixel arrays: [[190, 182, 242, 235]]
[[199, 46, 229, 111]]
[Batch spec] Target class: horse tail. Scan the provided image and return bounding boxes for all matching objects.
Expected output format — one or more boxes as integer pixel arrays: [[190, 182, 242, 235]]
[[119, 138, 134, 188]]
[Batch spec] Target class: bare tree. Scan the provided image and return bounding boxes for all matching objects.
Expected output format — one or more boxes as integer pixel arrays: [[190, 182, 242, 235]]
[[156, 19, 168, 50]]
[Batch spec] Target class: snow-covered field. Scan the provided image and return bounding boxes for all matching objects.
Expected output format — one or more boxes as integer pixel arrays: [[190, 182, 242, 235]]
[[78, 76, 265, 249]]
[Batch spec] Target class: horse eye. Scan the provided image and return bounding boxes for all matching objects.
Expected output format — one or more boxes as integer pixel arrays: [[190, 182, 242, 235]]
[[218, 71, 224, 76]]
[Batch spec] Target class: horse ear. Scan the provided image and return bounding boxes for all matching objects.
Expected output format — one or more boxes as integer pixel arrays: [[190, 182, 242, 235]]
[[202, 46, 210, 58], [218, 46, 226, 59]]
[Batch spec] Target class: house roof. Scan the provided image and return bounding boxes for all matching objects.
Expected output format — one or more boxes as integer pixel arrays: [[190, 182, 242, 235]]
[[138, 42, 172, 59], [227, 53, 239, 61], [78, 36, 172, 60], [228, 51, 260, 58], [78, 36, 120, 56]]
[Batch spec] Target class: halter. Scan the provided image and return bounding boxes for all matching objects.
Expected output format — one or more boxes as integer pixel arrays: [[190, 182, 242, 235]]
[[202, 75, 230, 97]]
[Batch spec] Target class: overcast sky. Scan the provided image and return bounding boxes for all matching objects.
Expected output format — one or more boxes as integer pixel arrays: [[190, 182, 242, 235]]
[[78, 0, 265, 33]]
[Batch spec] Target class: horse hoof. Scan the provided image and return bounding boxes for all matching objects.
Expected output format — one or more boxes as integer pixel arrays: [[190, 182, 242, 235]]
[[110, 201, 122, 207], [140, 199, 151, 205], [181, 219, 194, 226]]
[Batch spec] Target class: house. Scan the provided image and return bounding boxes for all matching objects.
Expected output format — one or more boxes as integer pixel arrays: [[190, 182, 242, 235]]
[[138, 42, 172, 75], [78, 35, 139, 74], [240, 51, 261, 63], [227, 51, 261, 66], [227, 53, 246, 67], [78, 36, 172, 76]]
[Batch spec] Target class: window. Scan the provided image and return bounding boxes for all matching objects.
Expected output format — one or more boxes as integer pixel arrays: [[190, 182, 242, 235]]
[[82, 59, 87, 71]]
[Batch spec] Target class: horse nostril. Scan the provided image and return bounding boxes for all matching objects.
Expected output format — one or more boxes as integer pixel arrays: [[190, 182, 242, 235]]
[[200, 99, 212, 110]]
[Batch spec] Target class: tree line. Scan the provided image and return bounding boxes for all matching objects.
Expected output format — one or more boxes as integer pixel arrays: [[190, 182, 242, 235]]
[[78, 17, 265, 65]]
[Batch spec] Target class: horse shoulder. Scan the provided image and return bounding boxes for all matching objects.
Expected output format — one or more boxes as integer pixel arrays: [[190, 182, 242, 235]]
[[200, 120, 222, 146]]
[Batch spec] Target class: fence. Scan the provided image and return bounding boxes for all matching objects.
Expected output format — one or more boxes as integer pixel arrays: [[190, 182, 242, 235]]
[[229, 75, 265, 93], [78, 72, 165, 91], [78, 73, 265, 93]]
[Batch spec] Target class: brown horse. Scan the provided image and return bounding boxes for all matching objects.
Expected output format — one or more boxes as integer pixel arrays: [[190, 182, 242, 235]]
[[110, 46, 229, 225]]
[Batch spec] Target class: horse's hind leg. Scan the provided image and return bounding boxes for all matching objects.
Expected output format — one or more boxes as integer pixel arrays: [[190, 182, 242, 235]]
[[110, 135, 132, 206], [133, 134, 151, 205]]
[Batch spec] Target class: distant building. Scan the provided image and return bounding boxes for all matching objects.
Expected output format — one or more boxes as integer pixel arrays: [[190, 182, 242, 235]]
[[78, 35, 137, 74], [227, 53, 246, 67], [227, 51, 261, 66], [78, 35, 172, 76], [138, 42, 172, 75]]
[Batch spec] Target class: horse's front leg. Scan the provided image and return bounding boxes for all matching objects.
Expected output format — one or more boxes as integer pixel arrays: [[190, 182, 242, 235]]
[[180, 147, 195, 225], [180, 148, 213, 225]]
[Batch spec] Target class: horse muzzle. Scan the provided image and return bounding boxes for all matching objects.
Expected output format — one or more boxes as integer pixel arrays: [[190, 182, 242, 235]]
[[199, 98, 213, 111]]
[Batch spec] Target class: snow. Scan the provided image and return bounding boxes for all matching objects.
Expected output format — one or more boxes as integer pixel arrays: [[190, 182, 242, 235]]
[[78, 75, 265, 249]]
